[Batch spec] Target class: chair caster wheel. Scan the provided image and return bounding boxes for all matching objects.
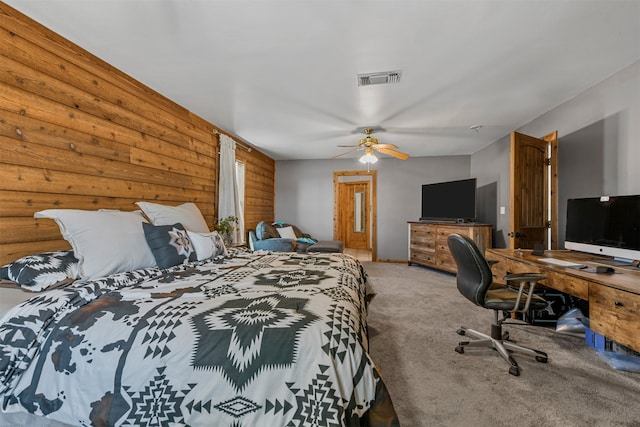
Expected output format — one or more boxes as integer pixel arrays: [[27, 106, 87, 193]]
[[457, 328, 466, 336], [535, 356, 548, 363], [455, 346, 464, 354], [509, 366, 520, 376]]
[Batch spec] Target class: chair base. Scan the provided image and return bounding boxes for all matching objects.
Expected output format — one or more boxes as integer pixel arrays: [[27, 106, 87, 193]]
[[455, 325, 548, 376]]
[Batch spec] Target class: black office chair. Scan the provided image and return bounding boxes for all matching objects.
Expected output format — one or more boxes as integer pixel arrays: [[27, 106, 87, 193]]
[[447, 233, 549, 376]]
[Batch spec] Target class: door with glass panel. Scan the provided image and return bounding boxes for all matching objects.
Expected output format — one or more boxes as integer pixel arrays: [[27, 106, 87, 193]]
[[333, 171, 377, 261], [338, 181, 370, 250], [345, 181, 369, 250]]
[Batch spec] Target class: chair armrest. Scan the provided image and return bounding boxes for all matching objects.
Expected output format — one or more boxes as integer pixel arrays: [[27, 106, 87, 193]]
[[248, 230, 257, 251], [503, 273, 547, 313]]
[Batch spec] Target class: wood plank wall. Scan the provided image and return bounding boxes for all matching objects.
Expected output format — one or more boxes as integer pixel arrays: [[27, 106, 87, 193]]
[[0, 4, 275, 265]]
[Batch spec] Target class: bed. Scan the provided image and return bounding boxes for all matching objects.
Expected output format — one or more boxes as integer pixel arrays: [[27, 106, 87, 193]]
[[1, 8, 398, 424], [0, 246, 397, 426]]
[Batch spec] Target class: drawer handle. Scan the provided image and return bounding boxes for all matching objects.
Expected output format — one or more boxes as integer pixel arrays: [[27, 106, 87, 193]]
[[614, 301, 624, 307]]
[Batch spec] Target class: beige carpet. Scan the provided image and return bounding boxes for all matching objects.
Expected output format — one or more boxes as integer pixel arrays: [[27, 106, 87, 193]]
[[363, 262, 640, 427]]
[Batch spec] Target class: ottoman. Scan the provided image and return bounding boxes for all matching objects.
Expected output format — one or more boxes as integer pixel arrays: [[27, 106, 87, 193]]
[[306, 240, 344, 253]]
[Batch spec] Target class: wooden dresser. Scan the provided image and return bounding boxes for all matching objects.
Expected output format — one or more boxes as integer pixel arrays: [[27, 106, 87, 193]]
[[408, 222, 492, 273]]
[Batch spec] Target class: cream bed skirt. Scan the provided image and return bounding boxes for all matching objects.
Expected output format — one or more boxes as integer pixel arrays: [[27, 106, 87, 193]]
[[0, 282, 38, 320]]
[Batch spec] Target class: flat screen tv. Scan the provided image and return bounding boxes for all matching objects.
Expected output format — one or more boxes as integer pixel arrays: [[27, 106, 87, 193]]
[[420, 178, 476, 222], [565, 195, 640, 261]]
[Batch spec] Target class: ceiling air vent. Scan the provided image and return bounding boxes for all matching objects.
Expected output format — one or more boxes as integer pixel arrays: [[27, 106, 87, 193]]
[[357, 70, 402, 86]]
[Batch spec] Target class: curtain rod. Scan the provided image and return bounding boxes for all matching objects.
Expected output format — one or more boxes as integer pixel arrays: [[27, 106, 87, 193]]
[[213, 129, 252, 152]]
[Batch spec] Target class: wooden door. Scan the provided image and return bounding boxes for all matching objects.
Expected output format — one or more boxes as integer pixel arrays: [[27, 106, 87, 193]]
[[342, 182, 369, 249], [509, 131, 558, 249], [333, 171, 377, 260]]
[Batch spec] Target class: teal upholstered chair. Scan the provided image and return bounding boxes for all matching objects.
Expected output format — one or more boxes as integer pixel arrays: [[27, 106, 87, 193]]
[[248, 221, 297, 252]]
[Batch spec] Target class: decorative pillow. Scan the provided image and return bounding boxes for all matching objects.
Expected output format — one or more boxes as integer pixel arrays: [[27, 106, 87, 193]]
[[135, 202, 210, 233], [277, 226, 297, 240], [34, 209, 157, 279], [0, 250, 79, 291], [186, 230, 229, 260], [274, 222, 304, 238], [256, 221, 278, 240], [143, 223, 197, 269]]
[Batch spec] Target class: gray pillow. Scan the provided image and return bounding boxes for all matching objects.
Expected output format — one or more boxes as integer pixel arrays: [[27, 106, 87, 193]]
[[0, 250, 79, 291], [143, 223, 197, 269]]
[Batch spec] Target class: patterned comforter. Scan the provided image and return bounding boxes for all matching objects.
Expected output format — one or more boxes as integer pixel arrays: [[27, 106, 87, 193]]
[[0, 250, 398, 426]]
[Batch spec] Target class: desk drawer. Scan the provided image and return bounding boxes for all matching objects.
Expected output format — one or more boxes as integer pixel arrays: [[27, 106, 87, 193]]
[[589, 285, 640, 353], [487, 257, 589, 299], [490, 257, 542, 284], [544, 271, 588, 300]]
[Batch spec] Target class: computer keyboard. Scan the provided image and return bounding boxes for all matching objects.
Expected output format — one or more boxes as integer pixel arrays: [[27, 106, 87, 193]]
[[537, 258, 585, 268]]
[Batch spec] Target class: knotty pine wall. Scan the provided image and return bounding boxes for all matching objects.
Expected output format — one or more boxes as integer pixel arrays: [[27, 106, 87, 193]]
[[0, 4, 275, 265]]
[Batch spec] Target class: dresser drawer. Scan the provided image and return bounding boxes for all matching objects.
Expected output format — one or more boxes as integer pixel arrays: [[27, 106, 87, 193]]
[[410, 249, 436, 267], [410, 227, 435, 241], [436, 253, 457, 273], [589, 284, 640, 353], [409, 234, 436, 249], [436, 226, 471, 240], [408, 222, 492, 275]]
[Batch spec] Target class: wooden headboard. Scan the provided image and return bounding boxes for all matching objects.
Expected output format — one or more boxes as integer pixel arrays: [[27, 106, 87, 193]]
[[0, 4, 275, 265]]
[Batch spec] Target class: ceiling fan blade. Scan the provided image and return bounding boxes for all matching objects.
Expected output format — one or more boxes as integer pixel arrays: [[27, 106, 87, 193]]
[[377, 147, 409, 160], [373, 143, 398, 149], [331, 147, 361, 159], [337, 144, 360, 148]]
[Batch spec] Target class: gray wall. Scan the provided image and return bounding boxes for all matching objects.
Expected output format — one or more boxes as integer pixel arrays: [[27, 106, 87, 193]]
[[276, 60, 639, 258], [472, 60, 640, 248], [275, 156, 470, 260]]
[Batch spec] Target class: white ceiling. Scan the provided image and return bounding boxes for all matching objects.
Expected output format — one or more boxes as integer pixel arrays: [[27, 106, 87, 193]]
[[6, 0, 640, 161]]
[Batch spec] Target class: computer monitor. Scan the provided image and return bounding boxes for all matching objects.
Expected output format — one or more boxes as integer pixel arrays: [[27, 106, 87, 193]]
[[565, 195, 640, 262]]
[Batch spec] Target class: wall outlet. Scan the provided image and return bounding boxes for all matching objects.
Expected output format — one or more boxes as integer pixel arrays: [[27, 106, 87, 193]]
[[500, 206, 506, 215]]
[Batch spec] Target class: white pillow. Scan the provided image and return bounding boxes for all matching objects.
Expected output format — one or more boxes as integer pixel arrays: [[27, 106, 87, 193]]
[[135, 202, 210, 233], [186, 231, 228, 260], [35, 209, 157, 279], [276, 226, 297, 240]]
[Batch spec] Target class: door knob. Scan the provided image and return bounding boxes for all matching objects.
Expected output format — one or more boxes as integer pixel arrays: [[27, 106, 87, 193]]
[[508, 232, 527, 238]]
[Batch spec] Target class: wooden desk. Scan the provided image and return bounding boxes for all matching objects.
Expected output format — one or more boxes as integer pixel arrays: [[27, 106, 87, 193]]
[[486, 249, 640, 353]]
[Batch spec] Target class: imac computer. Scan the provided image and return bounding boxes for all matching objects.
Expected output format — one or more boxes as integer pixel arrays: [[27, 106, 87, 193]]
[[565, 195, 640, 262]]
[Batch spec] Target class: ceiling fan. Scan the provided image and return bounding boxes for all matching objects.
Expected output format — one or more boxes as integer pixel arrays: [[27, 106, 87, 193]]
[[332, 128, 410, 163]]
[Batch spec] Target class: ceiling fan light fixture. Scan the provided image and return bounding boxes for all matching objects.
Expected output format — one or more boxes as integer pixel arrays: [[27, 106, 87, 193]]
[[360, 137, 376, 146], [359, 147, 378, 164]]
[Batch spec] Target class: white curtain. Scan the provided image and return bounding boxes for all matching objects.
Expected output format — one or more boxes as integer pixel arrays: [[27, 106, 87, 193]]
[[234, 160, 246, 244], [218, 134, 244, 244]]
